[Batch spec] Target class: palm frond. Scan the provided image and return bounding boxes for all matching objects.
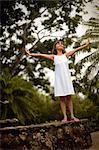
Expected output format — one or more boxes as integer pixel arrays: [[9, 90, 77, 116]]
[[75, 11, 99, 99], [76, 50, 99, 66], [83, 58, 99, 79], [84, 18, 99, 27], [0, 73, 41, 124]]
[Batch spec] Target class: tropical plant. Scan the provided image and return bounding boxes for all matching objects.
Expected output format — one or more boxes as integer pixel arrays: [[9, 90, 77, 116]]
[[0, 68, 45, 124], [74, 6, 99, 103]]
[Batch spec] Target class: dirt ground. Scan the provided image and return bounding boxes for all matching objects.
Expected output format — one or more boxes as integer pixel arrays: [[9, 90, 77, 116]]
[[88, 131, 99, 150]]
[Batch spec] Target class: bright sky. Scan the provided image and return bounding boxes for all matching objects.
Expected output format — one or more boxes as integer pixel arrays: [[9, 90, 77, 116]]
[[17, 0, 99, 87]]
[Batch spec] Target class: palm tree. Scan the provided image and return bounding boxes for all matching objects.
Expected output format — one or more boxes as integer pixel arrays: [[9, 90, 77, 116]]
[[0, 68, 38, 124], [74, 6, 99, 103]]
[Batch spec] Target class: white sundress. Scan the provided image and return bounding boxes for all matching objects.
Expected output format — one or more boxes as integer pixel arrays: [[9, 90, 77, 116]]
[[54, 54, 75, 97]]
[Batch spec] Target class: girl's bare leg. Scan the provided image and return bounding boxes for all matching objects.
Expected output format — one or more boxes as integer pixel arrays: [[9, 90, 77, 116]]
[[60, 96, 67, 122], [67, 95, 79, 121]]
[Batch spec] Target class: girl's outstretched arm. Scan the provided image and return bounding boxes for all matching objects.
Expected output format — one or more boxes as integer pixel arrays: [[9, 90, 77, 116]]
[[25, 50, 54, 60], [66, 41, 90, 58]]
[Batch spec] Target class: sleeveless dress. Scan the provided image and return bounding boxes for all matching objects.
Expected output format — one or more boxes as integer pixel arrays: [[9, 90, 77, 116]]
[[54, 54, 75, 97]]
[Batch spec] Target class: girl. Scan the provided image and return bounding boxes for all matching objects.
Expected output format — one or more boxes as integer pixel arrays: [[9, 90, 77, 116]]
[[25, 40, 90, 122]]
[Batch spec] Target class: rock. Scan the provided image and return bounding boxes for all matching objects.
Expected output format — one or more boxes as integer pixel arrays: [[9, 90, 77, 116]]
[[0, 119, 92, 150]]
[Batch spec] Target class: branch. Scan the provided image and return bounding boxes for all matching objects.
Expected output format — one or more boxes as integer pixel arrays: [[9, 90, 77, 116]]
[[22, 7, 48, 35], [28, 34, 51, 51], [11, 8, 48, 76]]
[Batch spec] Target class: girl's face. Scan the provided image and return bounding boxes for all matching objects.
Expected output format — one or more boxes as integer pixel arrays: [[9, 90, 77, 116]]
[[55, 41, 64, 51]]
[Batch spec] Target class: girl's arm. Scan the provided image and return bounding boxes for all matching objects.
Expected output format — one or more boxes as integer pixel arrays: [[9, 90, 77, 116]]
[[66, 41, 90, 58], [25, 50, 54, 60]]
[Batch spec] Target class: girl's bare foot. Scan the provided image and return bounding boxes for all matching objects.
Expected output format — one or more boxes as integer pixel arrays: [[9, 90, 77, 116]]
[[70, 117, 80, 122], [61, 116, 68, 123], [61, 119, 67, 123]]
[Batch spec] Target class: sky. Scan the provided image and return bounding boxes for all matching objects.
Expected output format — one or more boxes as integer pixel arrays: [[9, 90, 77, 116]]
[[32, 0, 99, 40], [17, 0, 99, 48], [17, 0, 99, 88]]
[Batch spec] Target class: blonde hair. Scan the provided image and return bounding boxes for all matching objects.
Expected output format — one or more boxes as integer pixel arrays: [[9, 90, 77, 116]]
[[52, 40, 65, 55]]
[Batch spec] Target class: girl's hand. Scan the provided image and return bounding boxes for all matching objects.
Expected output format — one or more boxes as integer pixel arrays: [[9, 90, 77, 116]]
[[86, 38, 90, 46], [81, 39, 90, 46], [85, 38, 91, 50], [25, 49, 31, 56]]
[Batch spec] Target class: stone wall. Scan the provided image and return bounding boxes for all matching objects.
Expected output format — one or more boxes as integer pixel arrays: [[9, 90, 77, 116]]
[[0, 119, 92, 150]]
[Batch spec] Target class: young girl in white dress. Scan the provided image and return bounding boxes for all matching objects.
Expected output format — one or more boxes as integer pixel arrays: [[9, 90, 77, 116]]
[[25, 40, 90, 122]]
